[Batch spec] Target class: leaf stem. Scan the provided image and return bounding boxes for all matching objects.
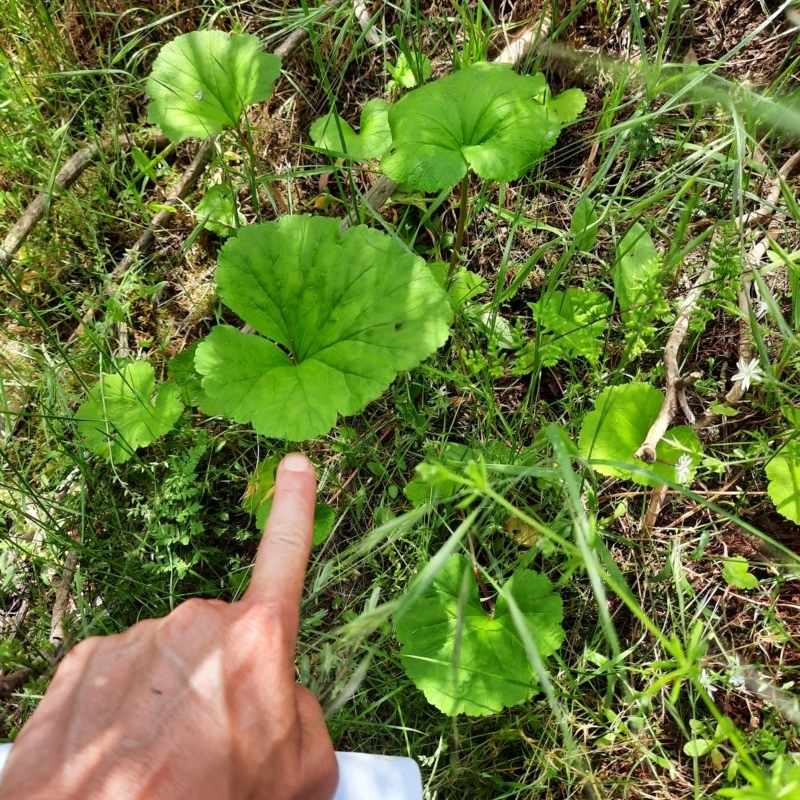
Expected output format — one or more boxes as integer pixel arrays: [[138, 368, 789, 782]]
[[447, 171, 471, 282]]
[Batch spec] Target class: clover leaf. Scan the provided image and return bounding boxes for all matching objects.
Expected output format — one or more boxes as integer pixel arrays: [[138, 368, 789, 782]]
[[530, 287, 610, 366], [766, 442, 800, 524], [395, 554, 564, 716], [578, 383, 702, 488], [309, 99, 391, 161], [194, 216, 452, 441], [76, 361, 183, 463], [380, 62, 562, 192], [146, 31, 281, 142]]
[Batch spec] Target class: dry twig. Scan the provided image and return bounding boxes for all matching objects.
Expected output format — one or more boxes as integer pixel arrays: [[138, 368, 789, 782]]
[[636, 149, 800, 456]]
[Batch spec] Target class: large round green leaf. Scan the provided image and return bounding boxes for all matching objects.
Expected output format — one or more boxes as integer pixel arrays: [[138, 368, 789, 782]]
[[380, 62, 562, 192], [395, 555, 564, 716], [146, 31, 281, 142], [578, 383, 703, 487], [766, 442, 800, 524], [194, 216, 452, 440]]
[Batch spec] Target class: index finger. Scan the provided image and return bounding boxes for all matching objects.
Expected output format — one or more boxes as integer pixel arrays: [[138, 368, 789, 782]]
[[244, 453, 317, 624]]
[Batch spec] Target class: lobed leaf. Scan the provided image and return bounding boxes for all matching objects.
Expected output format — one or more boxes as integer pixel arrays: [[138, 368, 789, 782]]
[[395, 554, 564, 716], [578, 383, 702, 488], [381, 62, 561, 192], [146, 31, 281, 142], [76, 361, 183, 463], [310, 99, 391, 161], [194, 216, 452, 440]]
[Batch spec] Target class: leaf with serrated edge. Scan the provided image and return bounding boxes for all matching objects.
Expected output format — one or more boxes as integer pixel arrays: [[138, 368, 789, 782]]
[[195, 216, 452, 440], [395, 554, 564, 716], [146, 31, 281, 142], [530, 288, 610, 366], [381, 63, 562, 192], [310, 99, 391, 161], [578, 383, 702, 488], [76, 361, 183, 463]]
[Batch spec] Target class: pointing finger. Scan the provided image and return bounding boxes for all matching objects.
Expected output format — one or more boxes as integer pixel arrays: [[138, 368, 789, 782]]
[[244, 453, 317, 636]]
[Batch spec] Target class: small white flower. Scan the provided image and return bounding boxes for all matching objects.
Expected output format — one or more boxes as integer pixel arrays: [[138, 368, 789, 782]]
[[754, 298, 769, 320], [437, 384, 448, 397], [728, 671, 745, 688], [675, 454, 693, 485], [731, 358, 764, 392], [699, 668, 718, 695]]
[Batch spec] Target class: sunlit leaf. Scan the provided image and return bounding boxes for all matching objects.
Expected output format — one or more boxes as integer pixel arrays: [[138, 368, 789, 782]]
[[146, 31, 281, 142], [766, 442, 800, 524], [395, 554, 564, 715], [578, 383, 702, 487], [76, 361, 183, 463], [381, 63, 563, 191], [309, 99, 391, 161], [721, 556, 758, 590], [194, 216, 452, 440]]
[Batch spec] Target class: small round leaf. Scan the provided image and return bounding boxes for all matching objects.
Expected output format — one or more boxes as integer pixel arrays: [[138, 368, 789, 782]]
[[578, 383, 702, 487]]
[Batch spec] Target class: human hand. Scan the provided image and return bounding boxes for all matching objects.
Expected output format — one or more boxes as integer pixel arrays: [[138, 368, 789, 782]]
[[0, 453, 337, 800]]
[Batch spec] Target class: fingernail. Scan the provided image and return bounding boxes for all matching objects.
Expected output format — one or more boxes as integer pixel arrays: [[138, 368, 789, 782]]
[[282, 452, 311, 473]]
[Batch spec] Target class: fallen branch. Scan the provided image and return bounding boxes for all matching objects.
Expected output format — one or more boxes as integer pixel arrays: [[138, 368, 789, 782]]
[[634, 262, 711, 463], [353, 0, 383, 47], [636, 149, 800, 459], [0, 131, 165, 271]]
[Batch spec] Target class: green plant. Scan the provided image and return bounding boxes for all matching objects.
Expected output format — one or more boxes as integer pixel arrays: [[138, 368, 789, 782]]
[[386, 50, 432, 92], [612, 223, 670, 362], [380, 61, 583, 274], [765, 441, 800, 524], [309, 99, 391, 161], [242, 455, 335, 546], [76, 361, 183, 463], [145, 30, 281, 142], [578, 383, 702, 487], [193, 216, 452, 440], [722, 556, 759, 590], [527, 287, 611, 368], [394, 553, 564, 716], [683, 718, 730, 770]]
